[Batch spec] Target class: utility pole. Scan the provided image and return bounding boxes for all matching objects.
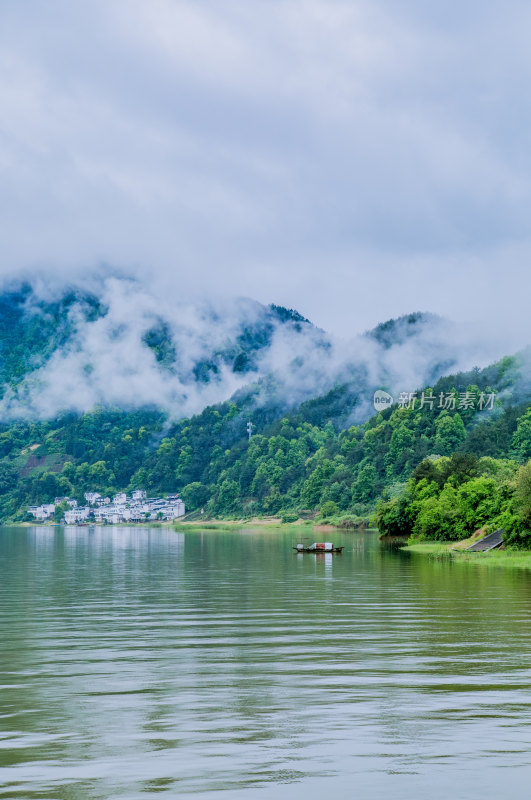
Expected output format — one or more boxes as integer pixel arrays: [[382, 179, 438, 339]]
[[246, 421, 253, 440]]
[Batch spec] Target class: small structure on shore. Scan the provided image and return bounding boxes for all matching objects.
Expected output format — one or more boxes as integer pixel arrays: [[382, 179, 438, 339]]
[[465, 529, 504, 552]]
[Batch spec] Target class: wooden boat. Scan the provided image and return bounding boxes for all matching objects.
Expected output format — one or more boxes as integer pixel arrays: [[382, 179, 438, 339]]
[[293, 542, 344, 553]]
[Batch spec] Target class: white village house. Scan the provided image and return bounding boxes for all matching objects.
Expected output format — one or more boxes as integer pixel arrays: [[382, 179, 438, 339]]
[[28, 503, 56, 520], [30, 490, 185, 524]]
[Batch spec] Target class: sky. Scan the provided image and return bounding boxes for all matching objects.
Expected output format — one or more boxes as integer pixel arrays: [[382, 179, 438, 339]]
[[1, 0, 530, 339]]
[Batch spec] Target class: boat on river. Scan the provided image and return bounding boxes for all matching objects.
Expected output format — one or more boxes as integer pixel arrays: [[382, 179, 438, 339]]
[[293, 542, 344, 553]]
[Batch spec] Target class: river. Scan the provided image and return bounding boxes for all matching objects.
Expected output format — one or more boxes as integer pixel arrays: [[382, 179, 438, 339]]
[[1, 525, 531, 799]]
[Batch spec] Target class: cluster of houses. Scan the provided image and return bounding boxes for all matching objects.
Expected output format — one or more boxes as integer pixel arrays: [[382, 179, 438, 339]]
[[28, 490, 186, 525]]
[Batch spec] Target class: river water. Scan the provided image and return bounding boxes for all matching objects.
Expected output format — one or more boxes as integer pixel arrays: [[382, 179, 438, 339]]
[[1, 526, 531, 799]]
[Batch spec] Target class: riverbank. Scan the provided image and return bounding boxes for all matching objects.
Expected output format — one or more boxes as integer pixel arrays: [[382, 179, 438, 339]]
[[172, 517, 317, 531], [403, 540, 531, 570], [3, 517, 358, 533], [173, 512, 370, 530], [172, 516, 372, 532]]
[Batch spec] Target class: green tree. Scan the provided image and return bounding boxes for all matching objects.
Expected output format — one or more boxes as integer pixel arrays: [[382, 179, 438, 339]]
[[514, 461, 531, 528], [352, 464, 378, 503], [511, 409, 531, 461], [374, 493, 413, 537], [300, 461, 334, 508], [217, 479, 240, 514], [455, 477, 500, 533], [89, 460, 113, 490], [181, 482, 210, 511], [320, 500, 339, 518], [433, 412, 466, 455], [0, 462, 17, 494], [54, 500, 69, 523], [413, 484, 459, 541]]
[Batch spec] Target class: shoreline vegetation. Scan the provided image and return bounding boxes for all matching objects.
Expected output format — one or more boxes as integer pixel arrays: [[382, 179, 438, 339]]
[[1, 356, 527, 532], [402, 540, 531, 570], [375, 453, 531, 550]]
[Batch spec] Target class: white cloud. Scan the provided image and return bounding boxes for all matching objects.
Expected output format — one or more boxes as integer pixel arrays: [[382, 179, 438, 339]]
[[0, 274, 518, 421]]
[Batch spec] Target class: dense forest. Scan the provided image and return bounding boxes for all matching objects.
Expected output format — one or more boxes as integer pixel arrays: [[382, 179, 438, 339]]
[[1, 346, 531, 545]]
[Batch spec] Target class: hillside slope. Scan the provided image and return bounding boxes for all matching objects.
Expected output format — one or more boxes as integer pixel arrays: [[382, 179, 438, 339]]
[[0, 350, 530, 525]]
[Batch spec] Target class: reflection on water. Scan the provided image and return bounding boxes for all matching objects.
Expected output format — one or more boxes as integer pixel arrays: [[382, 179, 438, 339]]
[[1, 526, 531, 798]]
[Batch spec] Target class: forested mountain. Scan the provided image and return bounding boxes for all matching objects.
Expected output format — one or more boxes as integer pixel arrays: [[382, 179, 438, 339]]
[[0, 279, 328, 418], [0, 276, 493, 423], [0, 347, 530, 537], [0, 284, 104, 394], [1, 276, 531, 544]]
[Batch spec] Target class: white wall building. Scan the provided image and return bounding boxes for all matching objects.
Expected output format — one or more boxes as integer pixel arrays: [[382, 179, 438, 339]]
[[28, 504, 55, 520], [84, 492, 101, 505], [64, 507, 90, 524]]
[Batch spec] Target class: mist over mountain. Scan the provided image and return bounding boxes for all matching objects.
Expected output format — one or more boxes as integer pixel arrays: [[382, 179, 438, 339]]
[[0, 274, 518, 423]]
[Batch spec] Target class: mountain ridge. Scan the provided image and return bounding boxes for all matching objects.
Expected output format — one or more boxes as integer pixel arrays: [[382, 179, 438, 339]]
[[0, 276, 471, 424]]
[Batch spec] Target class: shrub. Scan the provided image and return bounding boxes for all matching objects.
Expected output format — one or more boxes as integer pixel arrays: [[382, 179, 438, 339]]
[[281, 512, 299, 524], [320, 500, 339, 518]]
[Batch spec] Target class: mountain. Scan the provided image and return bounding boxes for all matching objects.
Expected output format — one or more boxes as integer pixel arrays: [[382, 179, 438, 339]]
[[0, 283, 104, 393], [0, 278, 330, 419], [0, 275, 501, 426], [0, 344, 530, 523], [1, 273, 530, 525]]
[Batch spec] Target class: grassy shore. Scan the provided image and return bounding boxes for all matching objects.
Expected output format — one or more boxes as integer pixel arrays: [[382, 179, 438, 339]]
[[403, 540, 531, 570], [173, 512, 370, 531], [172, 515, 372, 532], [172, 517, 316, 531]]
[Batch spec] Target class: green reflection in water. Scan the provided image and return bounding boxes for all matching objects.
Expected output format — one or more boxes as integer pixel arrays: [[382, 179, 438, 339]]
[[1, 526, 531, 799]]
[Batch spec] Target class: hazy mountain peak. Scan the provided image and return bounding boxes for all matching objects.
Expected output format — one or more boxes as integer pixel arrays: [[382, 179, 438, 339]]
[[0, 274, 515, 422]]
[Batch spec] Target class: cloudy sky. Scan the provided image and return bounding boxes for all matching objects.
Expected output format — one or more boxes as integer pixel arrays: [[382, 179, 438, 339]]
[[1, 0, 530, 338]]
